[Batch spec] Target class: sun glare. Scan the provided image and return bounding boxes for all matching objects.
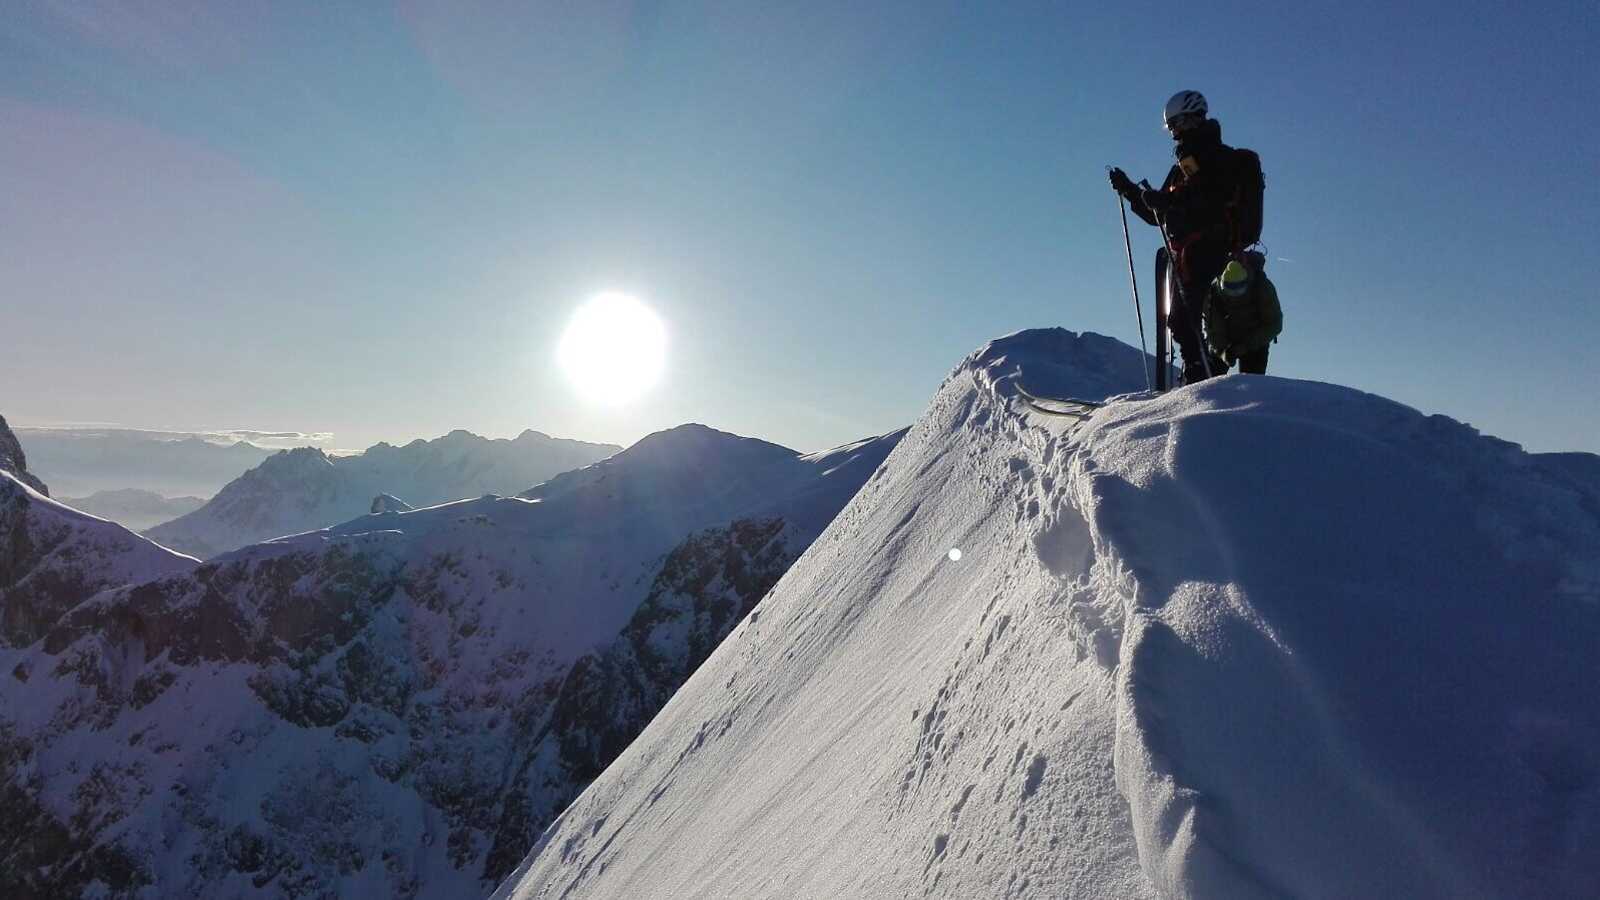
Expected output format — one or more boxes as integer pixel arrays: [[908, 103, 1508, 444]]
[[557, 292, 667, 405]]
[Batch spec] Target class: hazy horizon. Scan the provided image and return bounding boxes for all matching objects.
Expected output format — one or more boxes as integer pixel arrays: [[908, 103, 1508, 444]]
[[10, 417, 745, 458]]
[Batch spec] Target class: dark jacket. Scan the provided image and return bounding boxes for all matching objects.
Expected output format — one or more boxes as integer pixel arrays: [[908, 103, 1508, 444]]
[[1206, 270, 1283, 359], [1125, 119, 1239, 244]]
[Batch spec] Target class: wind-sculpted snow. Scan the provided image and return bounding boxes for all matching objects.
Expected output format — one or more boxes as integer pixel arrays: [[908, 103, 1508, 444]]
[[0, 423, 900, 898], [146, 429, 620, 559], [497, 328, 1599, 900]]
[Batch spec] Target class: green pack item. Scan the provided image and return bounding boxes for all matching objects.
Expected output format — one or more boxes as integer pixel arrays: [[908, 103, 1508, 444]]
[[1206, 265, 1282, 360]]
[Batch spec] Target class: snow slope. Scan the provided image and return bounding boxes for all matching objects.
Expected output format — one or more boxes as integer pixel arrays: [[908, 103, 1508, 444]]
[[0, 471, 198, 647], [497, 329, 1600, 900], [147, 429, 619, 558], [0, 423, 900, 898]]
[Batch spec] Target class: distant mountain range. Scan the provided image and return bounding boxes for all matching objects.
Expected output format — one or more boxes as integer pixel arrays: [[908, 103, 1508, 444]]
[[0, 422, 902, 898], [59, 488, 206, 532], [145, 429, 621, 559], [14, 426, 284, 499]]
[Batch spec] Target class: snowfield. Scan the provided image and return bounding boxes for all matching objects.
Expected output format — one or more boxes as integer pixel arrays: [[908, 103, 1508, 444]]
[[496, 329, 1600, 900]]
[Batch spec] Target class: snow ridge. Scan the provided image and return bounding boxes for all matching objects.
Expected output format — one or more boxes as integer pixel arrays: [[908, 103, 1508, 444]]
[[497, 328, 1599, 900]]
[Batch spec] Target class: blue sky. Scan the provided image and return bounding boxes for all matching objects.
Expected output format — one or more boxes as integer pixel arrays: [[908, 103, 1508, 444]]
[[3, 2, 1596, 454]]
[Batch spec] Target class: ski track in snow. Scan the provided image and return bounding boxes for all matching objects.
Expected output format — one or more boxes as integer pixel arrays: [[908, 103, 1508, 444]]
[[496, 329, 1600, 900]]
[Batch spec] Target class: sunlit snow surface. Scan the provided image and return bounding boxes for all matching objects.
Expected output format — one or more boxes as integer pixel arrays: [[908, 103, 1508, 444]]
[[497, 328, 1599, 900]]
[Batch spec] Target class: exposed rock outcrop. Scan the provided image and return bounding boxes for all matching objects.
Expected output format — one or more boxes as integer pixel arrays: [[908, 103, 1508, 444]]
[[0, 414, 48, 496]]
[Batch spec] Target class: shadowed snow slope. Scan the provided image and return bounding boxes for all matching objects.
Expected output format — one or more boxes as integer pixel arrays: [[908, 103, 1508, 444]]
[[496, 328, 1600, 900], [0, 471, 197, 647]]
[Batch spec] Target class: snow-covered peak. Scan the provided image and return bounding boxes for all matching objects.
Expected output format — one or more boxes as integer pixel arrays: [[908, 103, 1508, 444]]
[[966, 327, 1165, 402], [370, 492, 413, 514], [271, 445, 337, 468], [518, 424, 813, 532], [588, 423, 795, 476], [497, 328, 1599, 900]]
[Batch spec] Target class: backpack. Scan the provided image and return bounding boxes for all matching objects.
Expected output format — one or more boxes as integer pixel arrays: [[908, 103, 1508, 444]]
[[1226, 148, 1265, 250]]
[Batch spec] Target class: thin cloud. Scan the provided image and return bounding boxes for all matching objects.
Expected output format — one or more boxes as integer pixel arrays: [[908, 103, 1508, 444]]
[[13, 424, 334, 449]]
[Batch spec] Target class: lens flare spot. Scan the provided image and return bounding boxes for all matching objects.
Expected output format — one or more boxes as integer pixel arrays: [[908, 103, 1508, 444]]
[[557, 292, 667, 405]]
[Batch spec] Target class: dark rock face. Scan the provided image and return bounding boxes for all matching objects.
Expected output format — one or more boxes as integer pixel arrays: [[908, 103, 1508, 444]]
[[0, 414, 49, 496], [0, 722, 151, 898]]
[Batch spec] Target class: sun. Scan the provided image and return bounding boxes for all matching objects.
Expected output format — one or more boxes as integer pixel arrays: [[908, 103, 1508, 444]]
[[557, 292, 667, 405]]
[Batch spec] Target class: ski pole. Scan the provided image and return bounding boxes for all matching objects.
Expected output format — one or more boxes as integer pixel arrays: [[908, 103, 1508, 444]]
[[1115, 191, 1152, 392], [1142, 181, 1212, 381]]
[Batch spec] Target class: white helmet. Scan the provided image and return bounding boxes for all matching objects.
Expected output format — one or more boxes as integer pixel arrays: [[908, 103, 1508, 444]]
[[1163, 90, 1208, 128]]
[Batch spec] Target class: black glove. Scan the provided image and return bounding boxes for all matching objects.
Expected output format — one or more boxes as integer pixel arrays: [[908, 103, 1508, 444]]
[[1108, 167, 1135, 197], [1140, 187, 1170, 212]]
